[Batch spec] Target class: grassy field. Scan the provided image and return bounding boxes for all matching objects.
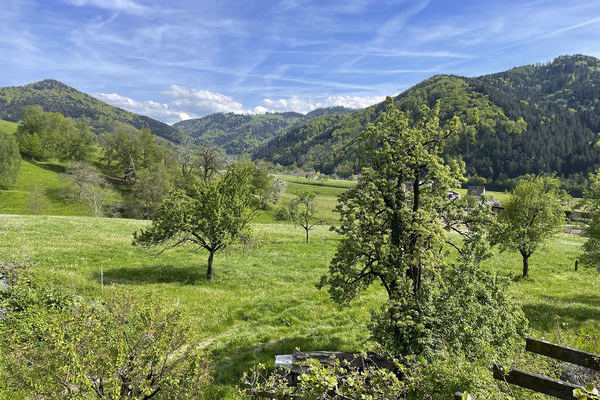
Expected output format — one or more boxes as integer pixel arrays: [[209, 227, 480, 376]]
[[0, 119, 17, 135], [0, 159, 125, 216], [0, 214, 597, 398]]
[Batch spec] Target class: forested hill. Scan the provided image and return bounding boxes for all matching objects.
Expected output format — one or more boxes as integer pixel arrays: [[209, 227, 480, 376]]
[[0, 79, 181, 142], [173, 106, 354, 154], [255, 55, 600, 188]]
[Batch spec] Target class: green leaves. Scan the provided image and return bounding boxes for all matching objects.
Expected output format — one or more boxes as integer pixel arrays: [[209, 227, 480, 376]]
[[133, 163, 255, 280], [491, 175, 565, 277], [573, 384, 600, 400]]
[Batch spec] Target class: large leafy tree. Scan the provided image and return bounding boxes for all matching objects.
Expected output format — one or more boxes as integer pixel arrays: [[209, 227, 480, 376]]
[[321, 100, 464, 302], [0, 129, 21, 189], [319, 99, 526, 358], [492, 175, 565, 277], [133, 164, 254, 281]]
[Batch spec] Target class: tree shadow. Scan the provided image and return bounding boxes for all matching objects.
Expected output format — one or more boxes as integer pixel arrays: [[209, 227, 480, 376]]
[[209, 336, 346, 386], [541, 294, 600, 307], [32, 161, 66, 174], [96, 264, 207, 285], [521, 302, 600, 332]]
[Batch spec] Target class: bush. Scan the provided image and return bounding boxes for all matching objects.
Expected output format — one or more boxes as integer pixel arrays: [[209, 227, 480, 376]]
[[0, 262, 210, 399], [369, 264, 528, 360]]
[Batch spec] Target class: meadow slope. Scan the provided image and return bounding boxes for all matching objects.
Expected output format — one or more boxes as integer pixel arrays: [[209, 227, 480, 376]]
[[0, 214, 597, 397]]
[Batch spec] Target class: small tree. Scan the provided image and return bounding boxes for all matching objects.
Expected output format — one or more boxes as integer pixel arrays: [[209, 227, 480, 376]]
[[492, 175, 565, 277], [26, 185, 48, 215], [288, 191, 322, 243], [64, 161, 103, 200], [0, 129, 21, 189], [133, 164, 254, 281]]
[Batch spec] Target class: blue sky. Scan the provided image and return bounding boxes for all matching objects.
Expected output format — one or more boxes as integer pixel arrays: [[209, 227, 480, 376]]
[[2, 0, 600, 123]]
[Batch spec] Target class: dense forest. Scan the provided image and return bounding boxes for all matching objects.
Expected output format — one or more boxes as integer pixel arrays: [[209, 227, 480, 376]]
[[0, 79, 182, 143], [173, 106, 354, 155], [255, 55, 600, 189]]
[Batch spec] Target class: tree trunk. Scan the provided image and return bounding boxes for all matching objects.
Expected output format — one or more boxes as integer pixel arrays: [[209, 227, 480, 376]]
[[521, 252, 530, 277], [207, 251, 214, 281], [305, 228, 309, 243]]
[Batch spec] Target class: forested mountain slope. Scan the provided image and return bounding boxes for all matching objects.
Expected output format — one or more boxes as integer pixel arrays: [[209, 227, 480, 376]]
[[173, 106, 354, 154], [256, 55, 600, 187], [0, 80, 181, 142]]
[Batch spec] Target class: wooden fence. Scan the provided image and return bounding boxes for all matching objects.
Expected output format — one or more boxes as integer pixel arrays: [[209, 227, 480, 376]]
[[455, 337, 600, 399]]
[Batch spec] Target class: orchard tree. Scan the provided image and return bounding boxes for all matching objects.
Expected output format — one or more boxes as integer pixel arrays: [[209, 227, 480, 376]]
[[133, 164, 254, 281], [492, 175, 564, 277], [319, 99, 526, 358], [287, 191, 322, 243], [197, 145, 224, 182], [0, 129, 21, 189], [64, 161, 103, 200]]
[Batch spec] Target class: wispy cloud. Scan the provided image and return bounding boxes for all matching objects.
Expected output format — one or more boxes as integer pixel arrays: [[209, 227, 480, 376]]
[[63, 0, 148, 14]]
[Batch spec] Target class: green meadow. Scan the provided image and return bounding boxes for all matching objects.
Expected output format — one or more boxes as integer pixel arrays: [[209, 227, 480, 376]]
[[0, 212, 597, 397]]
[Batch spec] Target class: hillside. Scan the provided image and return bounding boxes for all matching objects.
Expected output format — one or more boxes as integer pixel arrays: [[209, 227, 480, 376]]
[[173, 106, 354, 155], [255, 55, 600, 188], [0, 80, 181, 142]]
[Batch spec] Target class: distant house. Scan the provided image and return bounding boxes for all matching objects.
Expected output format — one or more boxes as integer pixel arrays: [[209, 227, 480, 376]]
[[467, 186, 486, 197], [447, 190, 461, 200]]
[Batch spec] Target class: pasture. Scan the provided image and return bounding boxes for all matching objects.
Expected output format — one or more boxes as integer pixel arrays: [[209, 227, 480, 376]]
[[0, 213, 597, 397]]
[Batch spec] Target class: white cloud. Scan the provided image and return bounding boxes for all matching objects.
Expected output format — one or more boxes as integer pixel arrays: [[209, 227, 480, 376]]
[[63, 0, 147, 14], [95, 92, 196, 124], [163, 85, 246, 114], [254, 95, 386, 114], [96, 85, 386, 123]]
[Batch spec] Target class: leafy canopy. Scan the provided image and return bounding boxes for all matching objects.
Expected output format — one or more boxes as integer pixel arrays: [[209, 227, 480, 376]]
[[319, 99, 526, 358], [133, 163, 255, 281], [492, 175, 565, 277]]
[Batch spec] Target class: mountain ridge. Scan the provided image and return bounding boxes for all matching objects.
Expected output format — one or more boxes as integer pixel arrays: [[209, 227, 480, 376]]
[[0, 79, 182, 142], [254, 54, 600, 189], [173, 106, 355, 154]]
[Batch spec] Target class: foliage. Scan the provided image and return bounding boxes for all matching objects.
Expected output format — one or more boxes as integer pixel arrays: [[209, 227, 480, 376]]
[[581, 168, 600, 271], [132, 164, 173, 219], [239, 350, 522, 399], [16, 105, 96, 161], [240, 355, 405, 399], [319, 100, 526, 360], [0, 79, 181, 142], [133, 164, 255, 281], [0, 264, 209, 399], [491, 175, 565, 277], [99, 123, 168, 180], [0, 128, 21, 188]]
